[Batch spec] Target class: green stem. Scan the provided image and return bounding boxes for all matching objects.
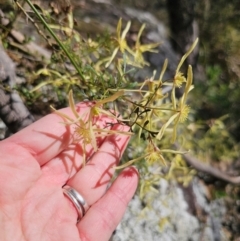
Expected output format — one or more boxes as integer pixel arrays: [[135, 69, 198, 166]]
[[25, 0, 85, 82]]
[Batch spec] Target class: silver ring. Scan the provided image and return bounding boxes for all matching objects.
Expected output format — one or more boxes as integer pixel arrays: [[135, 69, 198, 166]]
[[62, 185, 89, 222]]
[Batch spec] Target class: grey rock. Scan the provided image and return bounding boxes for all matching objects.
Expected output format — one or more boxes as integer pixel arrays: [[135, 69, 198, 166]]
[[111, 178, 227, 241]]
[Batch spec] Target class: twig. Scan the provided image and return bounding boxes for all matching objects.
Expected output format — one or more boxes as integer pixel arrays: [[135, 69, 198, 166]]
[[182, 152, 240, 185]]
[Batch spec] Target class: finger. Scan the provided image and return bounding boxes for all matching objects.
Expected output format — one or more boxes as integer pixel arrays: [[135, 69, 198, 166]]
[[78, 167, 139, 241], [66, 123, 130, 205], [3, 102, 110, 166]]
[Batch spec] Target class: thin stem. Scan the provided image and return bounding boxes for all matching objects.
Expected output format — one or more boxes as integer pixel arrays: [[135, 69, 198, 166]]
[[24, 0, 85, 82]]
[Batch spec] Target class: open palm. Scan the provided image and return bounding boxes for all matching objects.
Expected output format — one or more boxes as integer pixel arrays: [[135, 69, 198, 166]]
[[0, 102, 138, 241]]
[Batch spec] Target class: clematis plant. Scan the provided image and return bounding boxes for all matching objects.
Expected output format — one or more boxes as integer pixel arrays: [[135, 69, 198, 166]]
[[15, 0, 200, 194]]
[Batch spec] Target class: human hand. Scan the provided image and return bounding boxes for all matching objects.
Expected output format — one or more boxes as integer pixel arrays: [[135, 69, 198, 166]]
[[0, 102, 138, 241]]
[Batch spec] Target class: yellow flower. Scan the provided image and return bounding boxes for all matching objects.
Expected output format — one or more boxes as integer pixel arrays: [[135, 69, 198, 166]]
[[145, 142, 167, 165], [105, 18, 133, 67], [134, 24, 161, 66], [179, 105, 190, 122], [74, 120, 92, 144], [145, 151, 166, 166], [174, 72, 186, 88], [171, 104, 191, 142]]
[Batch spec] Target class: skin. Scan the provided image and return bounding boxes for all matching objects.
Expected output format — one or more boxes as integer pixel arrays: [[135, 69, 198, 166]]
[[0, 102, 139, 241]]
